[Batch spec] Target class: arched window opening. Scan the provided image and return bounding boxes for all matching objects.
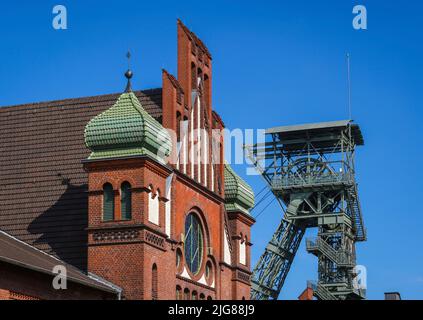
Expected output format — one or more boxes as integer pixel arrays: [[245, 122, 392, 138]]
[[184, 288, 190, 300], [176, 248, 182, 271], [176, 286, 182, 300], [199, 293, 205, 300], [207, 296, 212, 300], [148, 186, 159, 225], [197, 68, 203, 85], [120, 182, 132, 220], [103, 183, 114, 221], [239, 236, 246, 265], [191, 63, 197, 89], [204, 74, 210, 107], [205, 261, 213, 285], [176, 111, 182, 142], [152, 264, 158, 300], [192, 291, 198, 300]]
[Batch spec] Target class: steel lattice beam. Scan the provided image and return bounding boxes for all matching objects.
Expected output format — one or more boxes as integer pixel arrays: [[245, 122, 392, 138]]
[[251, 220, 305, 300]]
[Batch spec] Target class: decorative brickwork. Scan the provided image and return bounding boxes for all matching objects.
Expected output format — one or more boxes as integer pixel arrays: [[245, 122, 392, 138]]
[[0, 19, 255, 301], [92, 229, 140, 242], [236, 270, 251, 284], [9, 291, 40, 300], [82, 20, 255, 301]]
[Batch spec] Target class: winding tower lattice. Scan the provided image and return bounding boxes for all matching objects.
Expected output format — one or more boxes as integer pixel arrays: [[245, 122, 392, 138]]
[[245, 120, 366, 300]]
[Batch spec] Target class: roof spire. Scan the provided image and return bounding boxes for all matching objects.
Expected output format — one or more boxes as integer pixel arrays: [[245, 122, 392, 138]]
[[124, 51, 133, 92]]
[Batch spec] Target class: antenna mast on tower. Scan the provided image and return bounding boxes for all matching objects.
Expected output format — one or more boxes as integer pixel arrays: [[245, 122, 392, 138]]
[[346, 53, 352, 120]]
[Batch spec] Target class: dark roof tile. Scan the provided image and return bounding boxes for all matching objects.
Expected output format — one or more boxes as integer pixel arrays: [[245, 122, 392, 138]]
[[0, 89, 162, 270]]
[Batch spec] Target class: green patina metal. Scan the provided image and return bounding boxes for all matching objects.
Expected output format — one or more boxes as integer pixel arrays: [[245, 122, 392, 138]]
[[84, 92, 171, 162], [224, 164, 255, 215]]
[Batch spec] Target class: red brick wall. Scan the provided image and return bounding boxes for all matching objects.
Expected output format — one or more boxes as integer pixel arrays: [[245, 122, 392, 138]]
[[141, 243, 175, 300], [85, 156, 228, 300], [174, 20, 222, 195], [219, 265, 233, 300], [228, 211, 255, 300], [85, 157, 175, 300], [228, 212, 254, 270], [85, 158, 170, 231], [83, 20, 254, 301]]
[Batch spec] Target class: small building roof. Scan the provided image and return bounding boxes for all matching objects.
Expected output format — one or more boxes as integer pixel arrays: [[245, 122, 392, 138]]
[[266, 120, 364, 146], [0, 230, 120, 295]]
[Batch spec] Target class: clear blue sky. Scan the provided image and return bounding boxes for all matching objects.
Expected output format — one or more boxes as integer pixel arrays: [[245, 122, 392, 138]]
[[1, 1, 422, 300]]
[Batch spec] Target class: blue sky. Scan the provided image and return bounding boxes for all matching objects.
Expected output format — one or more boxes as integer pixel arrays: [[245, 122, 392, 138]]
[[0, 1, 422, 300]]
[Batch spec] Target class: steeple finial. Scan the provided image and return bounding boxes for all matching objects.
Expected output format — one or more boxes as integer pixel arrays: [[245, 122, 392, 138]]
[[125, 51, 133, 92]]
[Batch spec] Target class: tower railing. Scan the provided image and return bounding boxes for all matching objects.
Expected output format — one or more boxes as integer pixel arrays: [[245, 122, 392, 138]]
[[272, 172, 353, 190], [347, 184, 366, 241], [307, 281, 337, 300], [306, 237, 353, 267]]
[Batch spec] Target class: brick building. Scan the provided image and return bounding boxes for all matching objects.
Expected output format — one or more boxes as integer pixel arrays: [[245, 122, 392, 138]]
[[0, 20, 255, 300]]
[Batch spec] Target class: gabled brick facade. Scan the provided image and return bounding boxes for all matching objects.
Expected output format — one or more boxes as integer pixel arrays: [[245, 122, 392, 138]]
[[83, 20, 255, 300]]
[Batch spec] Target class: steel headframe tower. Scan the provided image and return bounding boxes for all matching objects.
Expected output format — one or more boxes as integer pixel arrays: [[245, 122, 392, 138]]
[[245, 120, 366, 300]]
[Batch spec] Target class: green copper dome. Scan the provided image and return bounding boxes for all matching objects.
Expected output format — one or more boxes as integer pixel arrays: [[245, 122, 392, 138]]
[[224, 164, 255, 215], [84, 92, 171, 162]]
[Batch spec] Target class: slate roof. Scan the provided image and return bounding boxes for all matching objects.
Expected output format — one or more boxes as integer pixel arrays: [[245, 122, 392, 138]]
[[0, 230, 120, 294], [0, 89, 162, 270]]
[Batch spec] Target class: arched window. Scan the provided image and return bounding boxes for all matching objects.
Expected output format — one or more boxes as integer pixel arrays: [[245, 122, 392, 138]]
[[148, 187, 160, 225], [184, 288, 190, 300], [184, 213, 204, 275], [207, 296, 212, 300], [192, 291, 198, 300], [239, 235, 246, 265], [197, 68, 203, 86], [204, 74, 210, 107], [176, 286, 182, 300], [205, 261, 213, 285], [152, 264, 158, 300], [191, 63, 197, 89], [103, 183, 114, 221], [120, 182, 132, 220], [176, 111, 182, 142], [176, 248, 182, 271], [199, 293, 205, 300]]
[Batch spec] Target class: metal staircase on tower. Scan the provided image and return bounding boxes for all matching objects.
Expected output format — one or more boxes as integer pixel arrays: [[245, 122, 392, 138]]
[[245, 120, 366, 300]]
